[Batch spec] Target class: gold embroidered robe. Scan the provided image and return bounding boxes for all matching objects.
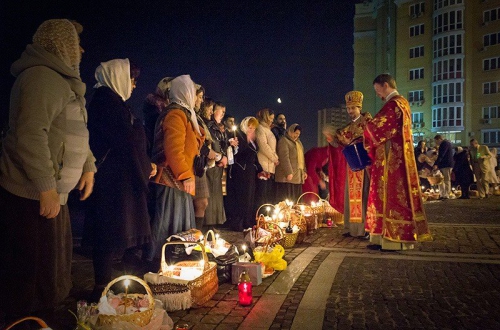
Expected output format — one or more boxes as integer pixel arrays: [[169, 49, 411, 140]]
[[363, 95, 432, 243], [336, 112, 372, 224]]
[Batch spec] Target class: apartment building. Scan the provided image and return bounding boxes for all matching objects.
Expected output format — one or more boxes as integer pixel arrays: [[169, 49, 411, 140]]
[[353, 0, 500, 149], [317, 106, 351, 146]]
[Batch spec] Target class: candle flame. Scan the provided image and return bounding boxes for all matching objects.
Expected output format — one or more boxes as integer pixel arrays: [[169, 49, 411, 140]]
[[124, 279, 130, 288]]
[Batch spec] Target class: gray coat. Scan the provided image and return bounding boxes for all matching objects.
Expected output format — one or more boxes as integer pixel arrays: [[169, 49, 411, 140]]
[[0, 44, 96, 205], [275, 135, 305, 184]]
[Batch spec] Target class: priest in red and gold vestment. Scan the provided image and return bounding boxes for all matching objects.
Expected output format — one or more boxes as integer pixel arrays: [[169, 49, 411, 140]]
[[364, 74, 432, 250], [336, 91, 372, 238]]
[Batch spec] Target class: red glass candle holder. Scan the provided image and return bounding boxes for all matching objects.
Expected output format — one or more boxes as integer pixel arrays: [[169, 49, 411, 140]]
[[238, 271, 253, 306]]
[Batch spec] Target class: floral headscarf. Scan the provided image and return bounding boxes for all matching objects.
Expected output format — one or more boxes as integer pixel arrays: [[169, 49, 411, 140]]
[[32, 19, 81, 71], [94, 58, 132, 101]]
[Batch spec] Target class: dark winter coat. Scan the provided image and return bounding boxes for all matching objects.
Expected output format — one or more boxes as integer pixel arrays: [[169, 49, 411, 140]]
[[226, 131, 262, 230], [453, 150, 474, 187], [436, 139, 454, 169], [84, 86, 152, 250]]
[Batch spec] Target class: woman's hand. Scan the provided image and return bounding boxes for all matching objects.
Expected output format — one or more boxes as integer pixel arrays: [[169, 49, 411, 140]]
[[218, 156, 228, 167], [208, 149, 217, 160], [183, 177, 195, 194], [77, 171, 95, 201], [286, 174, 293, 181], [40, 188, 60, 218], [149, 163, 157, 179], [229, 138, 239, 147]]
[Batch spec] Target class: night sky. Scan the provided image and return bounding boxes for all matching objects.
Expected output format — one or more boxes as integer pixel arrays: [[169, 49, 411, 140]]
[[1, 0, 357, 150]]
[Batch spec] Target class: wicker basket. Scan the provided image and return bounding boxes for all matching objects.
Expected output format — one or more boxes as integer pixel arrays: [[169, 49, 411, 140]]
[[469, 184, 479, 198], [160, 241, 218, 306], [281, 231, 299, 248], [427, 176, 443, 185], [253, 214, 285, 248], [296, 192, 343, 225], [97, 275, 155, 327], [5, 317, 49, 330], [285, 210, 307, 243], [454, 185, 462, 198]]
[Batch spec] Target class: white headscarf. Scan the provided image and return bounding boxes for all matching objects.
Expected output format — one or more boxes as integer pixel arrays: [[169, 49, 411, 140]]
[[94, 58, 132, 101], [240, 116, 253, 134], [169, 75, 201, 136]]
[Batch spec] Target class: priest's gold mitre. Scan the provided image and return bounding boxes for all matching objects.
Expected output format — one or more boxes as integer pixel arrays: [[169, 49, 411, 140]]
[[345, 91, 363, 107]]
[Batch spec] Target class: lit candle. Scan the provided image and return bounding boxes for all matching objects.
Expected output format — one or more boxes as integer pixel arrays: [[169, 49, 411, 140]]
[[238, 271, 253, 306], [232, 125, 237, 138], [266, 206, 270, 215], [242, 244, 247, 254], [124, 279, 130, 314]]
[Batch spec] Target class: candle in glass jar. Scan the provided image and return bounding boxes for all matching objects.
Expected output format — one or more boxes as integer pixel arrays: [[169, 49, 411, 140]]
[[238, 271, 252, 306]]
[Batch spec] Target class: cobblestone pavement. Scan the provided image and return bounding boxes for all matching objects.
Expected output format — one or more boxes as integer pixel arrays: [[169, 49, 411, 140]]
[[324, 257, 500, 330], [47, 195, 500, 329]]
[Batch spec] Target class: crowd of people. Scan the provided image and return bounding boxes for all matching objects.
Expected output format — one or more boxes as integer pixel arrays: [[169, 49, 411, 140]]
[[0, 19, 496, 327], [0, 19, 308, 326], [415, 135, 499, 200]]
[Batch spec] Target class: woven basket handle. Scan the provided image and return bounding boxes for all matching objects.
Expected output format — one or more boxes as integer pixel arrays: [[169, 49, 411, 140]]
[[255, 203, 275, 220], [100, 275, 155, 309], [5, 317, 49, 330], [296, 191, 321, 205], [161, 241, 209, 273], [203, 229, 216, 247]]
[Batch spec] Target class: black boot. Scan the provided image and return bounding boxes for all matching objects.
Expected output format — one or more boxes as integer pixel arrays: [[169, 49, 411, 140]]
[[195, 217, 204, 230]]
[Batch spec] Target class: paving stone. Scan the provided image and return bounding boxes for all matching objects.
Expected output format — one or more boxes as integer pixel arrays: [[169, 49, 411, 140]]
[[200, 314, 225, 324]]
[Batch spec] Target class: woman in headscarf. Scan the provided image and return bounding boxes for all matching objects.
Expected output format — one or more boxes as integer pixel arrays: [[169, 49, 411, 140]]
[[84, 58, 156, 301], [0, 19, 96, 324], [255, 108, 279, 208], [147, 75, 205, 261], [226, 116, 263, 231], [275, 124, 307, 202], [142, 77, 174, 157], [205, 102, 230, 227]]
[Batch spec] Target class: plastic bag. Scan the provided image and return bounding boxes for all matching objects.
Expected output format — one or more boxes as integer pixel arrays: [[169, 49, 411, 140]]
[[253, 244, 287, 271]]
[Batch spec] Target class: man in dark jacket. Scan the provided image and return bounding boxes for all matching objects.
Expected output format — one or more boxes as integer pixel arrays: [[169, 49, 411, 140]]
[[434, 134, 454, 200], [271, 113, 287, 140]]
